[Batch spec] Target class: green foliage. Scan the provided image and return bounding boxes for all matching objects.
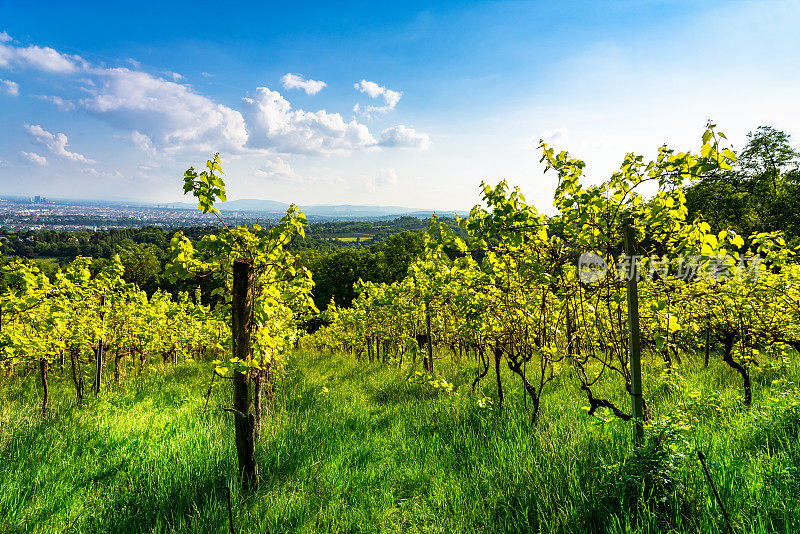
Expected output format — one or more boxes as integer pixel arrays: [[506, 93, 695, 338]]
[[406, 370, 455, 395], [117, 242, 161, 290], [0, 253, 223, 413], [170, 154, 315, 378], [303, 247, 383, 309], [183, 153, 227, 214], [311, 124, 796, 423], [686, 125, 800, 246]]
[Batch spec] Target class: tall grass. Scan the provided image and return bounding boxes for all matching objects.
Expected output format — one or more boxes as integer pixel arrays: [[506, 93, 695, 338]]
[[1, 350, 799, 533]]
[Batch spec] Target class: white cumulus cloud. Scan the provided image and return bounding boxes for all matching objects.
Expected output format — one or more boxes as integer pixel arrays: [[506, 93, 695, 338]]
[[253, 156, 302, 183], [17, 45, 83, 73], [25, 124, 94, 163], [1, 79, 19, 96], [20, 151, 47, 166], [242, 87, 376, 155], [1, 35, 432, 160], [379, 125, 431, 149], [80, 68, 249, 153], [280, 73, 326, 95], [0, 41, 14, 68], [82, 168, 124, 179], [2, 35, 248, 154], [0, 36, 83, 73], [354, 80, 402, 116], [365, 168, 400, 191]]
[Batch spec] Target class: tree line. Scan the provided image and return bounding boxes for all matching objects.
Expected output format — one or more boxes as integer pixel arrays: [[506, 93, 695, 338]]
[[0, 223, 428, 313]]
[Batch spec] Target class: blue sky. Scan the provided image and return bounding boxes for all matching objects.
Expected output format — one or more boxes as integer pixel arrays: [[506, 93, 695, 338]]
[[1, 0, 799, 211]]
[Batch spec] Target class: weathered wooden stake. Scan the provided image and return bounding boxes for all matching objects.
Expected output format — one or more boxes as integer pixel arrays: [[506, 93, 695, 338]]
[[494, 344, 504, 410], [425, 304, 433, 373], [40, 359, 49, 416], [114, 347, 123, 386], [70, 349, 84, 407], [93, 294, 106, 395], [231, 259, 259, 491], [622, 219, 644, 446]]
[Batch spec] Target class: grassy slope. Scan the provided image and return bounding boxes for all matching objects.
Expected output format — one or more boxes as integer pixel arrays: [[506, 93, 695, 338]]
[[1, 350, 799, 533]]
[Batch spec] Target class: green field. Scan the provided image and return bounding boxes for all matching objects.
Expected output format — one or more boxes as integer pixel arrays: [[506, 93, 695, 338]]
[[2, 350, 799, 533], [320, 233, 376, 243]]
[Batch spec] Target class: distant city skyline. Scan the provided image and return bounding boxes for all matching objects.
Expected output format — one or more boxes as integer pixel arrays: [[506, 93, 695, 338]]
[[0, 193, 451, 214], [1, 1, 799, 212], [0, 195, 454, 233]]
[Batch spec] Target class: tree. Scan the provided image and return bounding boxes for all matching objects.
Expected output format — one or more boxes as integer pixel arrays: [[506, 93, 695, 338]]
[[739, 126, 799, 185], [308, 248, 382, 310], [685, 125, 800, 245], [381, 231, 425, 282], [118, 243, 161, 290]]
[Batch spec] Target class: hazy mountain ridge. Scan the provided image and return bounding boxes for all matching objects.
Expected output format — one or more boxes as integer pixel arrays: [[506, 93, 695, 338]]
[[164, 198, 454, 218]]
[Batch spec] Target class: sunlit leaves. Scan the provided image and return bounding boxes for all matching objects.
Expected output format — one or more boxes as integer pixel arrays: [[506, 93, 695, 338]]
[[171, 154, 316, 373], [183, 153, 226, 214]]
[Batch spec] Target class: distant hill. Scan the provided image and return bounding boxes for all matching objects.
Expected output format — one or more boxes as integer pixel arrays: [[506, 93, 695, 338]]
[[163, 198, 453, 219], [220, 199, 289, 211], [164, 199, 288, 212], [301, 204, 436, 218]]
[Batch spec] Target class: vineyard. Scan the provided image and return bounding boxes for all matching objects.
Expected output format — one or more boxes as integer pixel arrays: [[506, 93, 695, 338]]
[[2, 127, 800, 533]]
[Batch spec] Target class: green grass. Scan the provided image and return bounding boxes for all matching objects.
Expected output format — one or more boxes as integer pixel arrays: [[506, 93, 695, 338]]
[[1, 351, 800, 533]]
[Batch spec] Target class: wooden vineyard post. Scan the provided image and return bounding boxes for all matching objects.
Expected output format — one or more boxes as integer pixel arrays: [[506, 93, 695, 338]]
[[622, 219, 644, 446], [493, 344, 504, 410], [230, 259, 259, 491], [40, 359, 49, 416], [425, 304, 433, 373], [93, 294, 106, 395]]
